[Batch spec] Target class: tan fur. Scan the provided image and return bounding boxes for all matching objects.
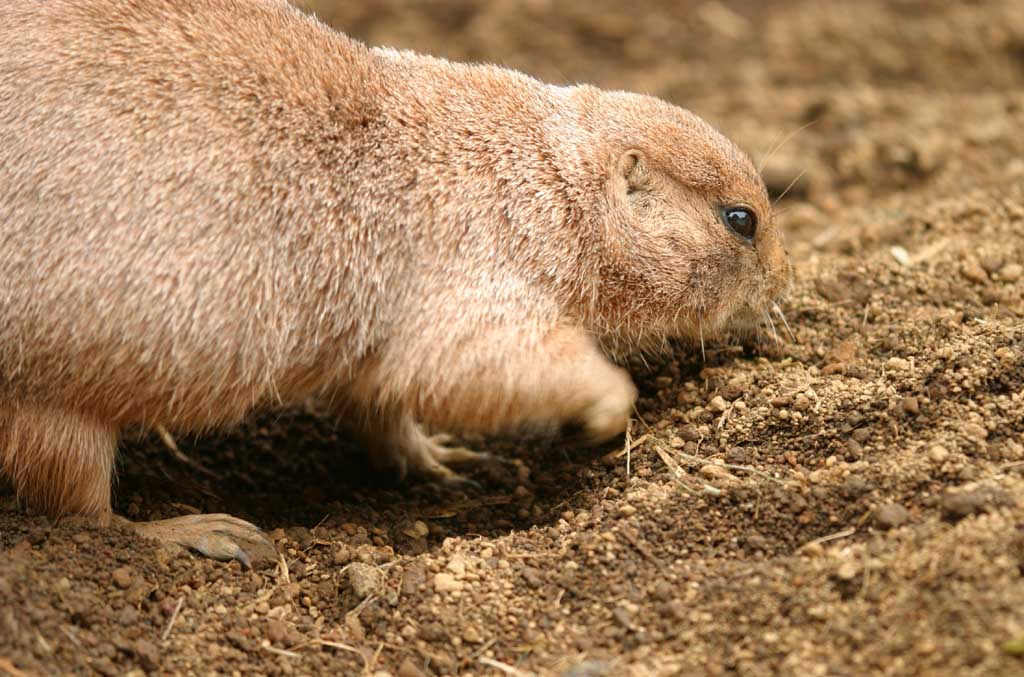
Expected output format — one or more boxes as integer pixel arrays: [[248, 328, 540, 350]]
[[0, 0, 790, 520], [0, 406, 117, 520]]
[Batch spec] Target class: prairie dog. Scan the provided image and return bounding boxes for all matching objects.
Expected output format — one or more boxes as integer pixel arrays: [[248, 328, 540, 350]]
[[0, 0, 790, 563]]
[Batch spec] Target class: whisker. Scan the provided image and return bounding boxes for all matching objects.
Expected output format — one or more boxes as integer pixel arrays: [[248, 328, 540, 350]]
[[772, 302, 797, 343], [757, 119, 818, 175], [762, 306, 780, 346], [698, 320, 706, 364], [757, 129, 785, 174], [773, 167, 810, 207]]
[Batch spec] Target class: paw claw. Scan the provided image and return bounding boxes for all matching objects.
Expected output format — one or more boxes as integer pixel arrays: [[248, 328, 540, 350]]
[[129, 513, 276, 567], [439, 474, 482, 492], [374, 421, 495, 487]]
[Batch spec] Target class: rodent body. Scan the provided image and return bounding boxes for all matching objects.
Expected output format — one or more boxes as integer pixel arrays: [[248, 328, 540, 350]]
[[0, 0, 789, 561]]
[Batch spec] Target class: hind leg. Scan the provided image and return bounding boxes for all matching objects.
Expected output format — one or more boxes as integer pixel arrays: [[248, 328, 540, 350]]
[[0, 405, 117, 520], [0, 404, 274, 566]]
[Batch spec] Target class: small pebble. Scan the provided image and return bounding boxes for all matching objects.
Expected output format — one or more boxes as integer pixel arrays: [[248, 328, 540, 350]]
[[900, 396, 920, 416], [400, 521, 429, 539], [266, 619, 289, 646], [999, 263, 1022, 282], [445, 555, 466, 578], [462, 624, 483, 644], [397, 658, 429, 677], [333, 545, 352, 565], [799, 542, 825, 557], [348, 563, 384, 598], [928, 445, 950, 462], [679, 425, 702, 442], [521, 567, 544, 589], [835, 560, 860, 581], [708, 395, 728, 413], [886, 357, 910, 371], [890, 245, 910, 266], [962, 423, 988, 440], [563, 660, 614, 677], [873, 503, 911, 530], [433, 572, 463, 593], [284, 526, 314, 548], [960, 260, 989, 284], [980, 255, 1005, 274], [699, 464, 733, 480], [612, 605, 634, 628], [941, 490, 986, 521], [133, 639, 160, 671], [111, 566, 133, 590], [651, 580, 674, 602]]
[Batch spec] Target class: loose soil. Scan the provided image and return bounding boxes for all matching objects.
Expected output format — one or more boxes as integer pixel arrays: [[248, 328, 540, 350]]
[[2, 1, 1023, 675]]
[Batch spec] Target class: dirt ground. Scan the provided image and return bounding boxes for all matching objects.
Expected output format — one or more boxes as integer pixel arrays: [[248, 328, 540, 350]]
[[2, 0, 1024, 675]]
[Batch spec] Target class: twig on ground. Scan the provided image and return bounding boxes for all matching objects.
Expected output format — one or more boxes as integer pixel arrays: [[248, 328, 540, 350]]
[[861, 546, 872, 599], [471, 638, 498, 659], [59, 626, 83, 650], [161, 596, 185, 641], [277, 553, 290, 586], [613, 433, 650, 458], [666, 437, 785, 485], [635, 414, 786, 488], [347, 594, 377, 621], [650, 443, 697, 495], [263, 645, 302, 659], [155, 424, 221, 479], [801, 527, 857, 550], [624, 420, 632, 478], [317, 640, 369, 673], [478, 656, 536, 677], [368, 642, 384, 673], [655, 437, 783, 487]]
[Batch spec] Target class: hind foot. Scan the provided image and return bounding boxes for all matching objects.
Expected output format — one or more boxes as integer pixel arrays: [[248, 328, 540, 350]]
[[119, 513, 277, 568]]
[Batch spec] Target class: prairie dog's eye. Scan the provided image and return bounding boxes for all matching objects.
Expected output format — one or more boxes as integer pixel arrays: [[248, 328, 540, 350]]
[[721, 206, 758, 241]]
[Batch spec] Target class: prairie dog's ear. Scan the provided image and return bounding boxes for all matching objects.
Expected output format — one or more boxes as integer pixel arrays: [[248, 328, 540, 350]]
[[613, 150, 647, 196]]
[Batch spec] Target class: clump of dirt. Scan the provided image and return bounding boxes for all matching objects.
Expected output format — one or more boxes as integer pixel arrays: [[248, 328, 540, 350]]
[[3, 1, 1023, 675]]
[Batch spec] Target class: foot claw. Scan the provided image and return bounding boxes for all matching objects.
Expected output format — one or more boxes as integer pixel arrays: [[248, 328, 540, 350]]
[[128, 513, 277, 567], [438, 473, 482, 492], [372, 421, 498, 487], [432, 446, 497, 467], [190, 535, 252, 568]]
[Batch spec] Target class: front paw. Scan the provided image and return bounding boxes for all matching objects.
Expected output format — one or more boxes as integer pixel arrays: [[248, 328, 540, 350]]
[[580, 368, 638, 445]]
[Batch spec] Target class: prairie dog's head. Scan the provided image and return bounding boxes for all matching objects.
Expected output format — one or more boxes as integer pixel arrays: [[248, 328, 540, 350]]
[[556, 88, 791, 349]]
